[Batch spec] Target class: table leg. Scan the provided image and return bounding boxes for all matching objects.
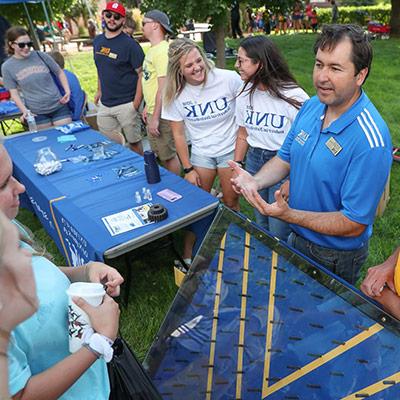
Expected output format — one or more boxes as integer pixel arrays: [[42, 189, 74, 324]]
[[123, 253, 132, 306]]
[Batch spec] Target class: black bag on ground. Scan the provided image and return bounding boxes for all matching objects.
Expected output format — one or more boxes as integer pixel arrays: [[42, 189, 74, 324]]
[[108, 337, 162, 400]]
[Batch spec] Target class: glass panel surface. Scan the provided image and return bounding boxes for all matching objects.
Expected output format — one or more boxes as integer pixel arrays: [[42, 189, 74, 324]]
[[145, 206, 400, 399]]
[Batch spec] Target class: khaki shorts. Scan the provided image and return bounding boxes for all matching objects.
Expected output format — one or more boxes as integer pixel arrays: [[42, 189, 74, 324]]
[[97, 101, 142, 144], [147, 114, 176, 161]]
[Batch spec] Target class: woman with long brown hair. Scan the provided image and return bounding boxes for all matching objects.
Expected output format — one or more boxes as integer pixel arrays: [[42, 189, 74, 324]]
[[234, 35, 309, 240]]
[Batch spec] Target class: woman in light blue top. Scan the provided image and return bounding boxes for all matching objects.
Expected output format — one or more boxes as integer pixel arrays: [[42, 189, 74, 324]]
[[0, 143, 122, 400], [0, 211, 38, 400]]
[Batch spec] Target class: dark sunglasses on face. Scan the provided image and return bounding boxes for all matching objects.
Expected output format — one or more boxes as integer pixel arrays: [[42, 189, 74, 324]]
[[13, 41, 33, 49], [104, 12, 122, 20]]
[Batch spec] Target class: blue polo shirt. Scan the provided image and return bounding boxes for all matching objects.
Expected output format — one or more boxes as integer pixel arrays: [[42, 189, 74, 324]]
[[278, 91, 392, 250]]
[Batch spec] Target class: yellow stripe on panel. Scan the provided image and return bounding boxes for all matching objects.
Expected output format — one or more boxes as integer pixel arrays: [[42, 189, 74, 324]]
[[262, 251, 279, 396], [235, 232, 251, 399], [263, 323, 383, 397], [206, 233, 226, 400], [341, 370, 400, 399]]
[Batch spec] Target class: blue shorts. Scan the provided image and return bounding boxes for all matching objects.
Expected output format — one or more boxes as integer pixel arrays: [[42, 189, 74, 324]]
[[35, 103, 71, 125], [191, 150, 234, 169]]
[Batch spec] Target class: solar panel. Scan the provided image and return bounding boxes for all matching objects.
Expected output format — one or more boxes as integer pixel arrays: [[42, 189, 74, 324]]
[[144, 206, 400, 399]]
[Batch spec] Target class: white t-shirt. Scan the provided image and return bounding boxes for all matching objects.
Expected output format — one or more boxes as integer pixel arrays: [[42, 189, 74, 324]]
[[162, 68, 242, 157], [236, 86, 309, 151]]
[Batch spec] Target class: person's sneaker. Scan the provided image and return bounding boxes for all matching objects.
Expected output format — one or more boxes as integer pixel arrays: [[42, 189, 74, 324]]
[[174, 258, 191, 272]]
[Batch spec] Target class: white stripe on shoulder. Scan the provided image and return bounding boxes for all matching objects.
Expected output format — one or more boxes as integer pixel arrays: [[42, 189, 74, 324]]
[[360, 111, 379, 147], [357, 116, 374, 148], [363, 108, 385, 147]]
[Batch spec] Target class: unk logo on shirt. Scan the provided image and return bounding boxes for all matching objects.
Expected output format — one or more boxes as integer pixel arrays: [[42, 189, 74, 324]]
[[295, 130, 310, 146], [245, 109, 285, 129], [184, 97, 229, 118]]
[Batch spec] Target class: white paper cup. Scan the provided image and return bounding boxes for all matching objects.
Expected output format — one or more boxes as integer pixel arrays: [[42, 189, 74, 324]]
[[66, 282, 105, 353]]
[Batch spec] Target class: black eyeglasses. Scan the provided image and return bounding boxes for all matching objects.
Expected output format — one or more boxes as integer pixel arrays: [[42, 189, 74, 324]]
[[142, 20, 153, 27], [104, 12, 122, 21], [13, 41, 33, 49]]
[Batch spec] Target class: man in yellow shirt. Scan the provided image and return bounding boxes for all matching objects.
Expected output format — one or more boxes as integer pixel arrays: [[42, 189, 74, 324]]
[[142, 10, 180, 174]]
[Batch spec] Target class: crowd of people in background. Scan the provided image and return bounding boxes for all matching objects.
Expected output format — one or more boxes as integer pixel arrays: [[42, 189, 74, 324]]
[[240, 0, 342, 36], [0, 1, 398, 398]]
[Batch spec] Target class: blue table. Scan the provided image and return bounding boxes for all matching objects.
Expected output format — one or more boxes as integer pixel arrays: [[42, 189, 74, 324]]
[[5, 127, 219, 268]]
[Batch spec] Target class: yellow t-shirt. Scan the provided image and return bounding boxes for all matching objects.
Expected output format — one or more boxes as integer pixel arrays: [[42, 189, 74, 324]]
[[142, 40, 169, 114]]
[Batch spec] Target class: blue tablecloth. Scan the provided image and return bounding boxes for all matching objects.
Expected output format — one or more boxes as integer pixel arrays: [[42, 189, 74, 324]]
[[5, 128, 219, 265]]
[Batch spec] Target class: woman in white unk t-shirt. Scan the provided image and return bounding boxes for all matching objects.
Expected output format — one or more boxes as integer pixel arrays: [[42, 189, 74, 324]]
[[162, 37, 242, 211], [234, 35, 309, 240]]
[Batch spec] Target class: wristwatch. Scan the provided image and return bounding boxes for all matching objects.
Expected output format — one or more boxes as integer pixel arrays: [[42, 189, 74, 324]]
[[183, 166, 195, 174], [235, 160, 245, 168]]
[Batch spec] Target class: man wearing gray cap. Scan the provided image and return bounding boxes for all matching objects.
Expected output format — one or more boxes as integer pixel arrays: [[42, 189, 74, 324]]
[[142, 10, 180, 174]]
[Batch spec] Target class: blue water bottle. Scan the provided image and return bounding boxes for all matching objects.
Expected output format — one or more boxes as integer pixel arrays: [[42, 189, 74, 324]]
[[144, 150, 161, 184]]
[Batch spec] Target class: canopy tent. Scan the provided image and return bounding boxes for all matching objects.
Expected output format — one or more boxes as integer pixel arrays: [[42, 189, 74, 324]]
[[0, 0, 59, 50]]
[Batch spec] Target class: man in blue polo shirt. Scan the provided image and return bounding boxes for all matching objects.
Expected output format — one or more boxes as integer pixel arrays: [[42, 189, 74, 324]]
[[94, 1, 145, 154], [230, 24, 392, 284]]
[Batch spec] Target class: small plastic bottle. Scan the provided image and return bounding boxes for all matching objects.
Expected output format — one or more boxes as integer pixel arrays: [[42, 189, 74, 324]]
[[26, 109, 37, 133], [146, 189, 152, 201], [135, 191, 142, 204]]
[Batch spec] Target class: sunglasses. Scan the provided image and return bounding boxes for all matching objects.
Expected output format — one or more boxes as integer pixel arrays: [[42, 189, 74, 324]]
[[142, 20, 153, 27], [13, 41, 33, 49], [104, 12, 122, 21]]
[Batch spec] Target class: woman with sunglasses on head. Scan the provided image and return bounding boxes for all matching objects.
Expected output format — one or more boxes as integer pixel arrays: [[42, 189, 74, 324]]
[[1, 26, 72, 130], [0, 211, 38, 400], [163, 38, 242, 263], [163, 37, 242, 210], [233, 36, 309, 240]]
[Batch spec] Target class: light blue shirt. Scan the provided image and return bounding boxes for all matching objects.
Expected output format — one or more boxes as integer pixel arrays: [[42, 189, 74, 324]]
[[64, 69, 86, 121], [8, 220, 109, 399], [278, 91, 392, 250]]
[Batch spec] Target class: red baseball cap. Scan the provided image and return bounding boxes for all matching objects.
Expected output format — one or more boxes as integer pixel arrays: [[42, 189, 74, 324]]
[[104, 2, 126, 17]]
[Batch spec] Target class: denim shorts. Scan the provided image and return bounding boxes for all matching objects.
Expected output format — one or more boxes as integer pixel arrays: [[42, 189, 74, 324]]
[[191, 150, 234, 169], [35, 103, 71, 125], [246, 146, 291, 241], [288, 231, 369, 285]]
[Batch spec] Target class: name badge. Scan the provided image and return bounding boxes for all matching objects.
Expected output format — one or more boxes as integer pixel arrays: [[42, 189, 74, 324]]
[[325, 137, 342, 156], [108, 52, 117, 59]]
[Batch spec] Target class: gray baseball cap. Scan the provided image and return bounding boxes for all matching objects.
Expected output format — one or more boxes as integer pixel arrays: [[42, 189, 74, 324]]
[[144, 10, 174, 35]]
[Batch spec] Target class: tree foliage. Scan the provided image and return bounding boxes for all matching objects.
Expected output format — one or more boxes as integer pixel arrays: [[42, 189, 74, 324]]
[[140, 0, 231, 30], [140, 0, 234, 66], [0, 0, 74, 26], [64, 0, 98, 23]]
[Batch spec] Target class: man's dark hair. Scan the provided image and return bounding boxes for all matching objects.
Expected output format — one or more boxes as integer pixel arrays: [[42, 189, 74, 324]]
[[314, 24, 373, 83]]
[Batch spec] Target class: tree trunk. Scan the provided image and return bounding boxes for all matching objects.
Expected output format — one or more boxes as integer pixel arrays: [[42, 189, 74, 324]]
[[390, 0, 400, 37], [215, 24, 226, 69]]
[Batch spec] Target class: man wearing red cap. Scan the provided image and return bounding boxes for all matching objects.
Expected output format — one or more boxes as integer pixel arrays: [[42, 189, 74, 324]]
[[94, 1, 145, 154]]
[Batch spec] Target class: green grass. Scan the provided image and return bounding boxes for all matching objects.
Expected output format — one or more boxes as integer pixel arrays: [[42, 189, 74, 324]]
[[16, 34, 400, 360]]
